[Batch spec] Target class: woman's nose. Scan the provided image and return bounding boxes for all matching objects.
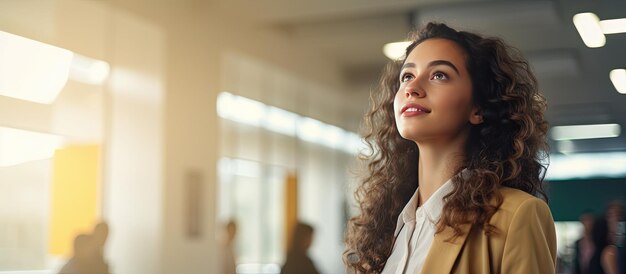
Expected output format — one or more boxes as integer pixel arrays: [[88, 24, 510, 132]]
[[403, 76, 425, 98], [404, 86, 424, 98]]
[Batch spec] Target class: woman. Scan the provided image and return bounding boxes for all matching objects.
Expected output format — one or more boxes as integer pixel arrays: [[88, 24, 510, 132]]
[[344, 22, 556, 274]]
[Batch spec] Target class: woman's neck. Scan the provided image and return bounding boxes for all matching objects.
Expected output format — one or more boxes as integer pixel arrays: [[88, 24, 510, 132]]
[[416, 138, 466, 206]]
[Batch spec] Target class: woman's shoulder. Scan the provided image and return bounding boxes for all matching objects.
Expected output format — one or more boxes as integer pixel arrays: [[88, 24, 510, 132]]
[[492, 187, 552, 222]]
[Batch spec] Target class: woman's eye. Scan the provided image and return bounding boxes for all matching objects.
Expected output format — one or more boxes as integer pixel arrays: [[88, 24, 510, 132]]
[[431, 72, 448, 80], [400, 73, 414, 82]]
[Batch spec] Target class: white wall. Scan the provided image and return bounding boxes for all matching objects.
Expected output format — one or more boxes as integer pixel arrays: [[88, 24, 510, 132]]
[[104, 7, 166, 274], [158, 6, 220, 274]]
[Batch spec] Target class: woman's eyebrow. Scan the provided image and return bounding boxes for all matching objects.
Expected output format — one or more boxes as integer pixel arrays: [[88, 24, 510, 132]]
[[428, 60, 460, 75], [401, 60, 460, 75], [401, 62, 415, 70]]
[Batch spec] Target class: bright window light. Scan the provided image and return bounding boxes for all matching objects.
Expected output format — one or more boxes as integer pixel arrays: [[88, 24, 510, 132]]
[[217, 92, 265, 126], [231, 158, 262, 178], [217, 92, 236, 119], [343, 132, 365, 155], [573, 13, 606, 48], [547, 152, 626, 180], [0, 271, 57, 274], [0, 127, 64, 167], [264, 106, 297, 136], [600, 18, 626, 34], [321, 124, 346, 149], [69, 54, 110, 85], [231, 96, 266, 126], [0, 31, 73, 104], [236, 263, 281, 274], [297, 117, 324, 143], [217, 158, 263, 178], [550, 123, 621, 141], [216, 92, 365, 154], [383, 41, 412, 60], [610, 69, 626, 94]]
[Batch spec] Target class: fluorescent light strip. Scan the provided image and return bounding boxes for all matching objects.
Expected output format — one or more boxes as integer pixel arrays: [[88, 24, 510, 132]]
[[217, 92, 363, 154], [550, 123, 621, 141], [610, 69, 626, 94], [600, 18, 626, 34], [573, 13, 606, 48]]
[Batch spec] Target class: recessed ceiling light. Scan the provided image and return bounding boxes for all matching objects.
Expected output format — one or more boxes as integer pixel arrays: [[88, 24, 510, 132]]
[[573, 13, 606, 48], [609, 69, 626, 94], [383, 41, 412, 60]]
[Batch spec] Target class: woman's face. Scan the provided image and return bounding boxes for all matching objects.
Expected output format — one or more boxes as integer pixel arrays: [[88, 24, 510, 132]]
[[394, 38, 481, 144]]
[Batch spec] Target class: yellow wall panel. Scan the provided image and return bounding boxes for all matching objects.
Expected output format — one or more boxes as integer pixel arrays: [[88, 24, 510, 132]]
[[49, 144, 100, 257], [284, 172, 297, 251]]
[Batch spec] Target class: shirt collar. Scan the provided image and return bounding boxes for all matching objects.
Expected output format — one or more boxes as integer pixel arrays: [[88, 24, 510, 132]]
[[393, 174, 458, 237], [422, 179, 454, 224]]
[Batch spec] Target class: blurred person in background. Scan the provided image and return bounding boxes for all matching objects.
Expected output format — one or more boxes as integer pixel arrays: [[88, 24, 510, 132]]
[[281, 222, 320, 274], [221, 220, 238, 274], [58, 234, 92, 274], [606, 201, 624, 246], [585, 216, 617, 274], [573, 211, 597, 274], [91, 222, 110, 274], [607, 201, 626, 274], [58, 221, 110, 274], [605, 202, 624, 274], [344, 22, 556, 274]]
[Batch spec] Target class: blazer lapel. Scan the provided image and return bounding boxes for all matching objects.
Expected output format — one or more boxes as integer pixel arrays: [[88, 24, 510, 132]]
[[420, 223, 471, 274]]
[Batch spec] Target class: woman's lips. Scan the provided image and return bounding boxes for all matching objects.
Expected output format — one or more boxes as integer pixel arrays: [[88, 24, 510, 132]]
[[401, 103, 431, 117]]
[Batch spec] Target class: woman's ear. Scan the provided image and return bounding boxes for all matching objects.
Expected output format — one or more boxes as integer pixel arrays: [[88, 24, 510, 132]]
[[469, 108, 483, 125]]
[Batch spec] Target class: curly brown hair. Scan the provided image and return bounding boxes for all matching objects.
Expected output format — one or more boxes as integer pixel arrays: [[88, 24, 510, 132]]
[[344, 22, 549, 273]]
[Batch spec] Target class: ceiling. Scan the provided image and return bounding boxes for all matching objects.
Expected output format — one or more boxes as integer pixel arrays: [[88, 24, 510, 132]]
[[214, 0, 626, 154]]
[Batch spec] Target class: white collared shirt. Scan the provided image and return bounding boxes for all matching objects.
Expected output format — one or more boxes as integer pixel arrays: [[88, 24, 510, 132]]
[[381, 178, 455, 274]]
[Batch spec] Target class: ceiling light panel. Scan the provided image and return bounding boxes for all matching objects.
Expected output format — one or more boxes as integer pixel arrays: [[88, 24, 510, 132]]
[[573, 13, 606, 48], [609, 69, 626, 94], [550, 123, 621, 141]]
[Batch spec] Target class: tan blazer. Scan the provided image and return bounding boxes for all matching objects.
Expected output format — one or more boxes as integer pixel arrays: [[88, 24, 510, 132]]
[[418, 187, 557, 274]]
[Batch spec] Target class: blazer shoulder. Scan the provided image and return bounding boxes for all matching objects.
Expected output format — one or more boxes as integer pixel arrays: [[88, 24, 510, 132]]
[[496, 187, 557, 274], [493, 187, 551, 223]]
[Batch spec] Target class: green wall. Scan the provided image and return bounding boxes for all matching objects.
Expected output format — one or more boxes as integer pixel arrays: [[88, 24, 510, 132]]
[[547, 178, 626, 221]]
